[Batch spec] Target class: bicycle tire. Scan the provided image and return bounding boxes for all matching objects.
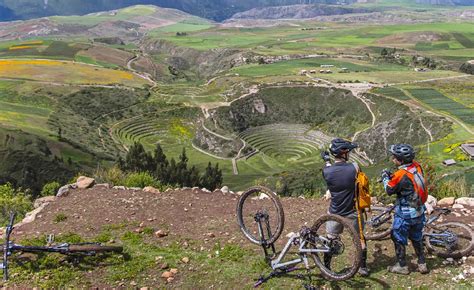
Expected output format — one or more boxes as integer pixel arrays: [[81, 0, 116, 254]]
[[67, 244, 123, 253], [236, 186, 285, 245], [310, 214, 362, 281], [425, 222, 474, 259], [364, 206, 393, 241]]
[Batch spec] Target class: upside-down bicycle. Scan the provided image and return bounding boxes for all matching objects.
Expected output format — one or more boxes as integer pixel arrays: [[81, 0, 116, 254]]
[[364, 205, 474, 258], [0, 212, 123, 281], [236, 186, 363, 287]]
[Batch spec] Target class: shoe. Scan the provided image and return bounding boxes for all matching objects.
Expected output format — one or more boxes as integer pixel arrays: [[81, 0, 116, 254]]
[[418, 263, 429, 274], [387, 263, 409, 275], [358, 267, 370, 277]]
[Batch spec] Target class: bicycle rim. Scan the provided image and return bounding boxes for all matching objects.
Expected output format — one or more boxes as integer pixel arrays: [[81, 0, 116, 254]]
[[236, 186, 284, 245], [426, 222, 474, 259], [310, 214, 362, 281], [364, 206, 392, 240]]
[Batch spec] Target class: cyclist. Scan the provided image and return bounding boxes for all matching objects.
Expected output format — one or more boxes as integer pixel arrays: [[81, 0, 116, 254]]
[[321, 138, 369, 277], [381, 143, 428, 275]]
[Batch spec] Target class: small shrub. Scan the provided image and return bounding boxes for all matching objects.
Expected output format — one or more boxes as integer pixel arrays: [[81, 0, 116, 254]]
[[94, 166, 125, 186], [54, 213, 68, 223], [123, 172, 162, 189], [0, 183, 33, 226], [432, 176, 468, 199], [40, 181, 61, 197]]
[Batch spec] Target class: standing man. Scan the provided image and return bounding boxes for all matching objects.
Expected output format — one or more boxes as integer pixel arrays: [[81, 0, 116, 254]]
[[321, 138, 369, 277], [381, 144, 429, 275]]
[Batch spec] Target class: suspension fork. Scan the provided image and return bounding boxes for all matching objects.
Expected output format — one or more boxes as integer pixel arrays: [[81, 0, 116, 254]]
[[255, 212, 276, 259]]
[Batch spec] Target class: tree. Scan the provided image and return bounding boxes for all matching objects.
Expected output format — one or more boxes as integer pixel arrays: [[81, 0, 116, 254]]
[[380, 48, 388, 57], [120, 142, 155, 173]]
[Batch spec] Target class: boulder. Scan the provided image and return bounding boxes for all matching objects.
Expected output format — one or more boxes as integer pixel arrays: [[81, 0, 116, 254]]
[[453, 204, 465, 209], [76, 176, 95, 189], [33, 196, 57, 208], [113, 186, 127, 190], [425, 203, 434, 215], [57, 184, 74, 197], [455, 197, 474, 207], [94, 183, 110, 189], [426, 195, 437, 207], [438, 197, 455, 207], [143, 186, 160, 194], [129, 187, 142, 191], [220, 186, 229, 193], [201, 188, 211, 193]]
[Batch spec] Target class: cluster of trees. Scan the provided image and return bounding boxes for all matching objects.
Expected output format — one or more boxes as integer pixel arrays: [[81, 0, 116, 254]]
[[460, 61, 474, 75], [379, 47, 406, 65], [411, 55, 437, 69], [118, 142, 223, 190]]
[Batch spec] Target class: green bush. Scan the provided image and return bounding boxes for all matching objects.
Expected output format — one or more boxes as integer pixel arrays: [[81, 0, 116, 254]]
[[94, 166, 126, 186], [432, 176, 468, 200], [0, 183, 33, 226], [40, 181, 61, 197], [123, 172, 162, 189]]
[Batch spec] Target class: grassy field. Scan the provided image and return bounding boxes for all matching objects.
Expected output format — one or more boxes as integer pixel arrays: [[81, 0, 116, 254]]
[[0, 59, 149, 87]]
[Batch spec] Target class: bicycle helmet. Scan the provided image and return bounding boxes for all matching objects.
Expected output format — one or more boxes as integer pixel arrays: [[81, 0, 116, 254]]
[[389, 143, 415, 164], [329, 138, 358, 157]]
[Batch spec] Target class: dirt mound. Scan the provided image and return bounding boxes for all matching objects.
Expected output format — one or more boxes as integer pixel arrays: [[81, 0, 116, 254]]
[[10, 188, 474, 288], [15, 188, 328, 243]]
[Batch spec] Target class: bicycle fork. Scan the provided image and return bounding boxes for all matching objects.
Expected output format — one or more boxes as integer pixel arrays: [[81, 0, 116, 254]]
[[255, 212, 276, 258]]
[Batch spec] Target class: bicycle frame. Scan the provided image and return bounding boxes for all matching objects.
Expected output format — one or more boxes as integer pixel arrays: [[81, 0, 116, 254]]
[[253, 210, 331, 287]]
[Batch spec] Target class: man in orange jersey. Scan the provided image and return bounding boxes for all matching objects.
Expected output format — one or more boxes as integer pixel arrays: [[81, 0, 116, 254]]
[[381, 144, 428, 275]]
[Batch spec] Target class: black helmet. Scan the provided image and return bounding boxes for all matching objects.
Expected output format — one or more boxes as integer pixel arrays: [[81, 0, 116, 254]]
[[389, 144, 415, 163], [329, 138, 358, 157]]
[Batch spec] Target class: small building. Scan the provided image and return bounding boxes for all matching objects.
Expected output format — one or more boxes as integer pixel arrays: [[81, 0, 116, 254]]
[[414, 68, 428, 72], [299, 69, 308, 75], [461, 143, 474, 160], [310, 70, 317, 74], [443, 159, 457, 166]]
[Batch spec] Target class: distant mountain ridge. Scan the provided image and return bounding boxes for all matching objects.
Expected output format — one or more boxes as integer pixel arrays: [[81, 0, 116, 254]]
[[230, 4, 374, 20], [0, 0, 359, 22], [416, 0, 474, 5]]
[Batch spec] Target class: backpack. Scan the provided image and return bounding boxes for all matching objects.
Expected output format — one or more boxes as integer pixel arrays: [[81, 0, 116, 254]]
[[353, 163, 371, 210], [402, 161, 428, 204]]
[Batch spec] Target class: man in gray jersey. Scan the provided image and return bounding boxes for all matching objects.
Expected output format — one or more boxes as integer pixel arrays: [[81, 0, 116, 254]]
[[321, 138, 369, 277]]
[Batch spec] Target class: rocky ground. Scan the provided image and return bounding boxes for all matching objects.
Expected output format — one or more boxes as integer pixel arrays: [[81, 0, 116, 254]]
[[3, 180, 474, 288]]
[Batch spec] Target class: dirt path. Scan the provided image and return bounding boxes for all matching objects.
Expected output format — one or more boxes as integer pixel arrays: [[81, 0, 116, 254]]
[[126, 54, 158, 88]]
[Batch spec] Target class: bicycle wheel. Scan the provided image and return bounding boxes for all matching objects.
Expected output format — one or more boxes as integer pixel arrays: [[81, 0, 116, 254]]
[[364, 206, 392, 240], [425, 222, 474, 259], [236, 186, 284, 245], [67, 244, 123, 253], [310, 214, 362, 281]]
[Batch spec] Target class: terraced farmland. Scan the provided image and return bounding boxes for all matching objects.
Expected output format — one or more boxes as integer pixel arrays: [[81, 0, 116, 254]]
[[239, 124, 370, 166], [407, 88, 474, 126], [110, 109, 195, 150]]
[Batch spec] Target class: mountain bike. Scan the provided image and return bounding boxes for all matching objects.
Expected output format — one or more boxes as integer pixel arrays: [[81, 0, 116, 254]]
[[364, 206, 474, 258], [236, 186, 362, 287], [0, 212, 123, 281]]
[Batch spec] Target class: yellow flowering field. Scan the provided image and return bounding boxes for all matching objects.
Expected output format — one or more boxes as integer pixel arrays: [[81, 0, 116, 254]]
[[9, 45, 34, 50], [0, 59, 149, 87]]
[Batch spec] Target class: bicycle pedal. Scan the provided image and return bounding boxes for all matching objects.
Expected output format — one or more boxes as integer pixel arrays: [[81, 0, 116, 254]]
[[47, 234, 55, 245]]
